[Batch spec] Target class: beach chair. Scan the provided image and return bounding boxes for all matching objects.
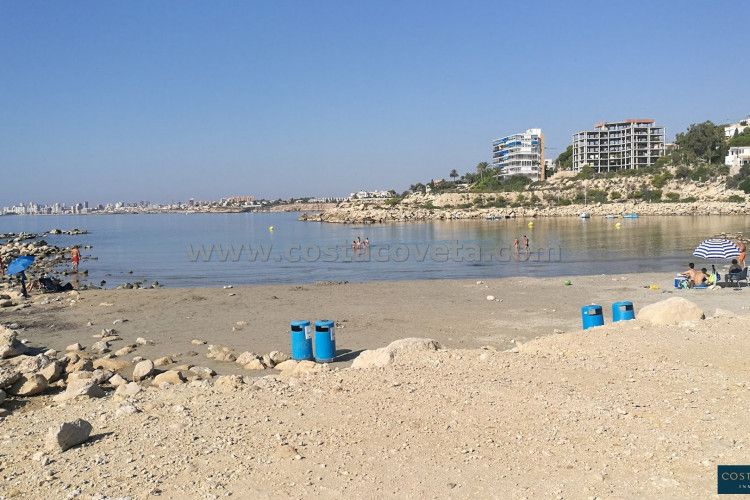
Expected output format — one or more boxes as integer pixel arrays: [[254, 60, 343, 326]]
[[726, 267, 749, 288]]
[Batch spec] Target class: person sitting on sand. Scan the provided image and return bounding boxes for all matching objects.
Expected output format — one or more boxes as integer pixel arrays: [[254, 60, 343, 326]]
[[691, 267, 709, 288], [680, 263, 697, 283], [728, 259, 742, 275], [726, 259, 742, 283]]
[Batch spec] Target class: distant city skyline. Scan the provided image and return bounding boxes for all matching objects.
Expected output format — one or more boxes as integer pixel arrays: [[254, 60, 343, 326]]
[[1, 1, 748, 205]]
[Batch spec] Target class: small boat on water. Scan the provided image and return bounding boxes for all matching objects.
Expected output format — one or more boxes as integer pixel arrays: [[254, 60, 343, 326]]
[[486, 215, 511, 220], [579, 212, 590, 219], [604, 213, 639, 219]]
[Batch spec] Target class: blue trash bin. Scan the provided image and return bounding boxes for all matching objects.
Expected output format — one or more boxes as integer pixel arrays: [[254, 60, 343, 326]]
[[581, 305, 604, 330], [290, 320, 313, 360], [314, 319, 336, 363], [612, 301, 635, 322]]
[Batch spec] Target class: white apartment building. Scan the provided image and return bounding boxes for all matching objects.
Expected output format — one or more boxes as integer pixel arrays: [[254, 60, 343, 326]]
[[725, 116, 749, 138], [726, 146, 750, 176], [572, 119, 665, 173], [350, 190, 392, 199], [492, 128, 544, 181]]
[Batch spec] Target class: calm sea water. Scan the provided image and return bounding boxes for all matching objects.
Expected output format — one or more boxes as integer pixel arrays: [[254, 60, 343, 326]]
[[1, 213, 748, 288]]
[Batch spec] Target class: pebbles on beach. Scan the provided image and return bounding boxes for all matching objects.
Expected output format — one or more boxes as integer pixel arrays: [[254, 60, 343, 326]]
[[2, 276, 750, 497]]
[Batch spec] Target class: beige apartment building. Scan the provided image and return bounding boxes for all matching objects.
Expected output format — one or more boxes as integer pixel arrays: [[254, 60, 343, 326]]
[[572, 119, 665, 173]]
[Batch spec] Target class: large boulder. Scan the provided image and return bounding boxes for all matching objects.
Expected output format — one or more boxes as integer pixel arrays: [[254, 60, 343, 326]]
[[46, 419, 93, 452], [93, 358, 130, 372], [351, 338, 443, 369], [277, 360, 325, 379], [273, 360, 297, 372], [152, 370, 186, 386], [15, 354, 55, 375], [235, 351, 259, 365], [132, 360, 155, 381], [90, 341, 110, 354], [90, 369, 115, 385], [114, 382, 142, 397], [39, 360, 64, 383], [0, 367, 21, 389], [269, 351, 289, 364], [637, 297, 705, 325], [53, 379, 105, 402], [7, 374, 48, 396], [66, 357, 94, 373], [0, 329, 28, 358], [243, 359, 266, 371]]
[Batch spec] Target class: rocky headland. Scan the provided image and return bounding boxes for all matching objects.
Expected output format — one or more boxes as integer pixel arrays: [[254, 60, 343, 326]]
[[301, 174, 750, 223]]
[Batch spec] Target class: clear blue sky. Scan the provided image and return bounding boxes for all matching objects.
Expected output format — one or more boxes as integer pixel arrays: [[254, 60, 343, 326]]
[[1, 1, 747, 205]]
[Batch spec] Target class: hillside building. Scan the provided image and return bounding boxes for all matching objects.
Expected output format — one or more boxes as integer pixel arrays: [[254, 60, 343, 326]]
[[726, 146, 750, 176], [492, 128, 545, 181], [725, 116, 749, 138], [572, 119, 665, 173]]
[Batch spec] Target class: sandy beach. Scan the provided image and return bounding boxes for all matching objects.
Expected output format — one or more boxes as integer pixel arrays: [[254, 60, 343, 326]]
[[8, 272, 749, 368], [2, 272, 750, 498]]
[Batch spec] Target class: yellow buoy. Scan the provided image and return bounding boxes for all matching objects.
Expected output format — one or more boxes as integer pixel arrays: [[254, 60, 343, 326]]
[[269, 226, 274, 231], [527, 222, 533, 228], [615, 222, 621, 228]]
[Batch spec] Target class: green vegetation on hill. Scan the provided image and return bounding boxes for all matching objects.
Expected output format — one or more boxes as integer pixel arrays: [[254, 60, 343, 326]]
[[393, 119, 750, 207]]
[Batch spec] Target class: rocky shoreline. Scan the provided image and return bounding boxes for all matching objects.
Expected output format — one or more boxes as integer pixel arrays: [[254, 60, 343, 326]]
[[301, 174, 750, 223], [300, 199, 750, 224], [0, 230, 91, 288], [0, 230, 166, 292]]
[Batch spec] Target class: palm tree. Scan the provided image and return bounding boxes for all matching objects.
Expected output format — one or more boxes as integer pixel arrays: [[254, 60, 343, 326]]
[[449, 169, 459, 183], [476, 162, 488, 180]]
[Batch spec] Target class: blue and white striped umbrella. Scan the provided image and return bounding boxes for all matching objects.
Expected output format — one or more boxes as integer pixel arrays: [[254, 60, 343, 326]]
[[693, 238, 740, 260]]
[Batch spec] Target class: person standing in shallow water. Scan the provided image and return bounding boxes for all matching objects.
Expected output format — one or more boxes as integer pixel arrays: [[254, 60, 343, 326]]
[[513, 238, 520, 255], [71, 246, 80, 272], [523, 235, 529, 253], [738, 240, 747, 269]]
